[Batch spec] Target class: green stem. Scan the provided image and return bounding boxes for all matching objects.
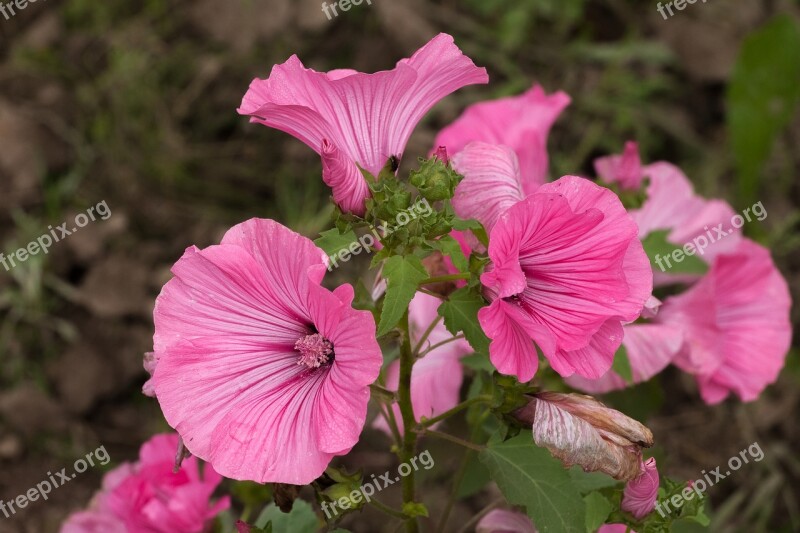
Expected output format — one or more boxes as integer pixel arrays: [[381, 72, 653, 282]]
[[418, 334, 465, 358], [413, 315, 443, 356], [397, 309, 419, 533], [414, 428, 486, 452], [419, 273, 470, 285], [369, 497, 409, 520], [419, 395, 492, 428]]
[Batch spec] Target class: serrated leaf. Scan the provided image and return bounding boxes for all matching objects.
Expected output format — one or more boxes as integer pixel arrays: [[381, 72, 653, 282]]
[[583, 492, 612, 533], [479, 435, 586, 532], [438, 287, 490, 355], [641, 230, 708, 276], [433, 234, 469, 272], [611, 345, 633, 384], [377, 255, 428, 336], [254, 500, 318, 533], [315, 228, 359, 259]]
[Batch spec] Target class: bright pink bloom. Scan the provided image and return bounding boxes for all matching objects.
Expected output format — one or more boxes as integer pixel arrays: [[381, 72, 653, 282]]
[[476, 509, 537, 533], [150, 218, 382, 484], [434, 84, 570, 193], [61, 434, 229, 533], [622, 457, 660, 519], [599, 526, 637, 533], [478, 176, 652, 381], [238, 34, 488, 215], [565, 323, 684, 394], [658, 239, 792, 403], [375, 293, 471, 434]]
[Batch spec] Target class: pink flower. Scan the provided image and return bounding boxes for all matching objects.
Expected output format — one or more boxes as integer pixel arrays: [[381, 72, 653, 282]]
[[150, 218, 382, 484], [61, 434, 229, 533], [478, 175, 652, 381], [374, 293, 471, 435], [622, 457, 660, 519], [565, 323, 684, 394], [658, 239, 792, 403], [238, 34, 488, 215], [434, 84, 570, 193], [476, 509, 537, 533]]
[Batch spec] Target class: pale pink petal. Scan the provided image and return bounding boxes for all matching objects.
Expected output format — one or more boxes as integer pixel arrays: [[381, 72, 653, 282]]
[[476, 509, 537, 533], [434, 84, 570, 192], [622, 457, 659, 519], [660, 239, 792, 403], [451, 142, 524, 232], [566, 323, 684, 394], [239, 34, 488, 213]]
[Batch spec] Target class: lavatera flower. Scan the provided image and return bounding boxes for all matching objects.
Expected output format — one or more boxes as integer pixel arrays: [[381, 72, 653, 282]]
[[146, 218, 382, 484], [513, 392, 654, 482], [238, 33, 488, 215]]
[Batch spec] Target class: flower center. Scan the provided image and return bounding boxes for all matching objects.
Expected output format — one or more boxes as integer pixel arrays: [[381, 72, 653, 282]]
[[295, 333, 334, 369]]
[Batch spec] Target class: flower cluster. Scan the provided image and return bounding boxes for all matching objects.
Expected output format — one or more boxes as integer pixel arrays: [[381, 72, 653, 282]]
[[62, 32, 791, 532]]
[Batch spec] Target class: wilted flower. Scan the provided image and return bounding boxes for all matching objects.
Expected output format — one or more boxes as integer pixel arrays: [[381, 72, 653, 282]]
[[515, 392, 653, 481]]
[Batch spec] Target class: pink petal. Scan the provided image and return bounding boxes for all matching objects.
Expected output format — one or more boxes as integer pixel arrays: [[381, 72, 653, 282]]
[[659, 239, 792, 404], [434, 84, 570, 192], [239, 34, 488, 213], [451, 142, 525, 232], [566, 323, 684, 394], [622, 457, 660, 519], [60, 511, 126, 533], [476, 509, 537, 533], [548, 320, 623, 379]]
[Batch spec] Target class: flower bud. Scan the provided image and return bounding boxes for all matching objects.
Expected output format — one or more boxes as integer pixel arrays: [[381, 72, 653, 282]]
[[622, 457, 659, 519]]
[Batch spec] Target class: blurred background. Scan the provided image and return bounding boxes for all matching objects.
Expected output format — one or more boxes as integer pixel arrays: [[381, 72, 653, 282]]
[[0, 0, 798, 531]]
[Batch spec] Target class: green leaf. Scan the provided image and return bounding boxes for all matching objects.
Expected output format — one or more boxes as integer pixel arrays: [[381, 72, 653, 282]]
[[583, 492, 612, 533], [457, 455, 492, 498], [377, 255, 428, 336], [462, 353, 495, 372], [640, 230, 708, 276], [568, 467, 619, 494], [611, 345, 633, 384], [433, 234, 469, 272], [480, 435, 586, 532], [314, 228, 359, 259], [438, 286, 490, 355], [728, 15, 800, 205], [254, 500, 318, 533]]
